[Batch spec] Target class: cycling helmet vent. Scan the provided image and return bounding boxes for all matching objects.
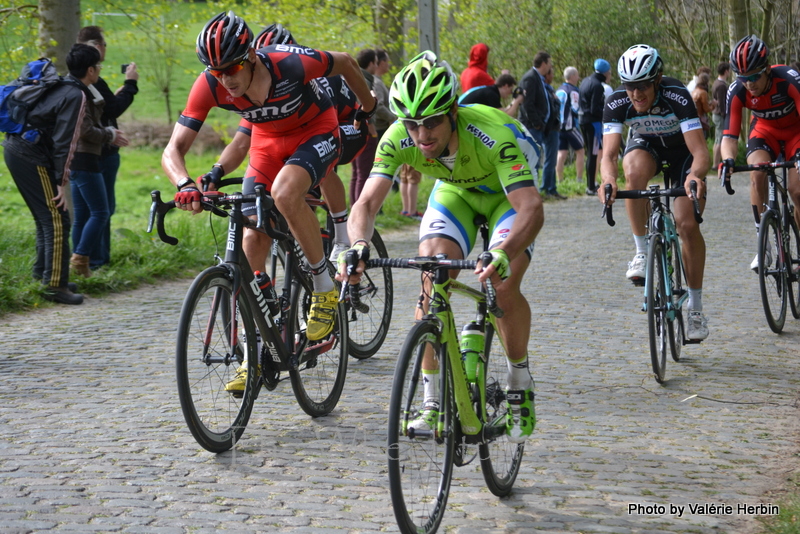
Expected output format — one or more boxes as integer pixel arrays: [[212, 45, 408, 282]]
[[254, 23, 295, 49], [389, 50, 458, 119], [730, 35, 769, 75], [196, 11, 252, 68], [617, 44, 663, 83]]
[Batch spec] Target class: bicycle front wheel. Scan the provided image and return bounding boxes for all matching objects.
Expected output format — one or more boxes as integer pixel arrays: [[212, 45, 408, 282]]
[[758, 211, 787, 333], [388, 320, 454, 534], [666, 238, 683, 362], [176, 267, 259, 453], [785, 214, 800, 319], [479, 323, 524, 497], [288, 275, 349, 417], [345, 228, 394, 359], [647, 236, 669, 383]]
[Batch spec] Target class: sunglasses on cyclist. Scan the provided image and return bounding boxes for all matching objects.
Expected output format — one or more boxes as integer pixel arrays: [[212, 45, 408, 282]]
[[402, 114, 447, 132], [206, 56, 249, 79], [737, 68, 766, 83], [623, 80, 654, 92]]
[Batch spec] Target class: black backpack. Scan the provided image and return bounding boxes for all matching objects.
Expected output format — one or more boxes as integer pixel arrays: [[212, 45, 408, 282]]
[[0, 58, 62, 134]]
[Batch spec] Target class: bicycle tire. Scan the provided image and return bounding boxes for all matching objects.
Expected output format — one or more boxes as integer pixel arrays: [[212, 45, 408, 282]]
[[758, 211, 787, 333], [388, 320, 454, 534], [176, 267, 259, 453], [479, 322, 524, 497], [647, 236, 669, 383], [288, 265, 349, 417], [785, 214, 800, 319], [346, 228, 394, 359], [666, 238, 683, 362]]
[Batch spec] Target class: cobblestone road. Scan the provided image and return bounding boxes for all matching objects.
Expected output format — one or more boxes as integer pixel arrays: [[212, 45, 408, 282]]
[[1, 173, 798, 533]]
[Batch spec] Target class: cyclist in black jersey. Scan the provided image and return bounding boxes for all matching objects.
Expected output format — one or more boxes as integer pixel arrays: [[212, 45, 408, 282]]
[[600, 44, 711, 341]]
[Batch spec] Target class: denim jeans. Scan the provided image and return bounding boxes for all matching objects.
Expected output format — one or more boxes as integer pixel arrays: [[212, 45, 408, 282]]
[[90, 152, 120, 268], [71, 169, 109, 258]]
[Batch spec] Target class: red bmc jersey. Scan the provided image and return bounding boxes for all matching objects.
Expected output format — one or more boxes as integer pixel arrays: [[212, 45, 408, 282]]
[[723, 65, 800, 137], [178, 44, 335, 137]]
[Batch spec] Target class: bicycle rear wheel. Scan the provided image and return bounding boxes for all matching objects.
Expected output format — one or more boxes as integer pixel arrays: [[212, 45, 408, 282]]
[[176, 267, 258, 453], [647, 236, 669, 383], [758, 211, 787, 333], [785, 214, 800, 319], [341, 228, 394, 360], [479, 323, 524, 497], [666, 238, 683, 362], [388, 320, 454, 534], [288, 271, 349, 417]]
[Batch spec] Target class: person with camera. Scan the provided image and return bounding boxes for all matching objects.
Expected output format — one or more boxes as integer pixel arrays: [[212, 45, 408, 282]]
[[77, 26, 139, 271], [458, 73, 523, 117]]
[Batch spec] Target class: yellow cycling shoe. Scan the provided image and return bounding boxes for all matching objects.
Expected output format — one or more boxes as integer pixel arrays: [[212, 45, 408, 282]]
[[224, 365, 248, 397], [307, 289, 338, 341]]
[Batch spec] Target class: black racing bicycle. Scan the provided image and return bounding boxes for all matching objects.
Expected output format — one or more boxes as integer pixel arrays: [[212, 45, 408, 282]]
[[148, 182, 348, 452], [725, 159, 800, 332]]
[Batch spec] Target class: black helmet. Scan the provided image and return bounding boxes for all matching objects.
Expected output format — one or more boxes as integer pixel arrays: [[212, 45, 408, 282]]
[[730, 35, 769, 75], [254, 24, 295, 49], [196, 11, 252, 68]]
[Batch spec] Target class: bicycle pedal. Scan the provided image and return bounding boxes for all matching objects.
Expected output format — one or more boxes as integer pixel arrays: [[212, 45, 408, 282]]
[[684, 339, 703, 345], [630, 278, 645, 287]]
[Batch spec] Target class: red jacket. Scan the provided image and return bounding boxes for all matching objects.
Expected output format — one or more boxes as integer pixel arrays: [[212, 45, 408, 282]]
[[460, 43, 494, 93]]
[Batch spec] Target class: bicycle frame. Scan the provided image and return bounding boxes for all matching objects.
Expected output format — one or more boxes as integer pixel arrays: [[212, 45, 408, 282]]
[[426, 267, 500, 440], [644, 195, 688, 323]]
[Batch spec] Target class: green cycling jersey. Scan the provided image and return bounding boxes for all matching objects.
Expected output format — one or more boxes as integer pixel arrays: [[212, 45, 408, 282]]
[[369, 104, 539, 195]]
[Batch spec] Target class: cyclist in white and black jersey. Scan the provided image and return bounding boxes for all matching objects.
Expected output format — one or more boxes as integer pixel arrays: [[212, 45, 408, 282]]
[[599, 44, 711, 341]]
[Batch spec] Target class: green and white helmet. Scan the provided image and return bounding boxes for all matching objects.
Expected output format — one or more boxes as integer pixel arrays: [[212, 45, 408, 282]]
[[390, 51, 458, 119]]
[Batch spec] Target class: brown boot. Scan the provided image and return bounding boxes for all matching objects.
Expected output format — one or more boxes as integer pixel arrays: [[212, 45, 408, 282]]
[[70, 253, 92, 278]]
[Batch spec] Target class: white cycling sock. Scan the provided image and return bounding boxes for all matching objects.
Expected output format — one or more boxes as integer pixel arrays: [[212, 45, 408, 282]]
[[310, 258, 334, 293], [688, 288, 702, 312], [507, 357, 532, 390], [422, 369, 439, 405], [633, 234, 648, 256], [331, 210, 349, 245]]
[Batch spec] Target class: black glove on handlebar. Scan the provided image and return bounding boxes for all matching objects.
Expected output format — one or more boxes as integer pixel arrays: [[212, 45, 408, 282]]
[[200, 165, 224, 192]]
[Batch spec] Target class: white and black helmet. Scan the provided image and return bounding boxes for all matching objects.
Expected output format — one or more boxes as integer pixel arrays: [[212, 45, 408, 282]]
[[617, 44, 663, 83]]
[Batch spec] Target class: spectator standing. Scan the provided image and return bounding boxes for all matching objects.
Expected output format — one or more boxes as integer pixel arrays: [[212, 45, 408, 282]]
[[579, 58, 610, 195], [3, 46, 97, 304], [711, 62, 731, 168], [541, 66, 565, 199], [459, 73, 524, 116], [349, 48, 378, 205], [77, 26, 138, 271], [460, 43, 494, 93], [519, 51, 552, 182], [68, 46, 130, 279], [691, 72, 714, 140], [398, 164, 423, 219], [372, 49, 396, 140], [555, 66, 585, 183], [686, 65, 712, 93]]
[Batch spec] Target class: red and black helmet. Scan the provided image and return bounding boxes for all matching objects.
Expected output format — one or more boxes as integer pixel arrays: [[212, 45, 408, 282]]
[[196, 11, 253, 69], [729, 35, 769, 75], [254, 24, 295, 50]]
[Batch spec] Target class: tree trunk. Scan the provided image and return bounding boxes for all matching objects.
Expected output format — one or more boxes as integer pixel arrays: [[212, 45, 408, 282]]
[[38, 0, 80, 74], [727, 0, 749, 48]]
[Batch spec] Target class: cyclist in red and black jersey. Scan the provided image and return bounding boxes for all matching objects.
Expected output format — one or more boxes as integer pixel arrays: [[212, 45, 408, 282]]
[[718, 35, 800, 270], [195, 24, 372, 269], [162, 11, 377, 342]]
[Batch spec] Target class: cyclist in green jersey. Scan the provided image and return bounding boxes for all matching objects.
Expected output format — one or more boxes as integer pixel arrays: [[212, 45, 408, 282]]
[[337, 51, 544, 443]]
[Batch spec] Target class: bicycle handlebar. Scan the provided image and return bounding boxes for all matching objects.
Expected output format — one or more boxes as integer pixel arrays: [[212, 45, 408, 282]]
[[146, 186, 287, 246], [602, 181, 703, 227], [722, 159, 798, 196], [360, 255, 504, 318]]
